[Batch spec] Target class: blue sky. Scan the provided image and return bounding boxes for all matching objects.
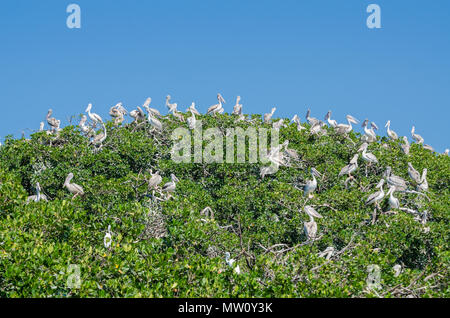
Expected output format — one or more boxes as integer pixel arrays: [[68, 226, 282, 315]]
[[0, 0, 449, 151]]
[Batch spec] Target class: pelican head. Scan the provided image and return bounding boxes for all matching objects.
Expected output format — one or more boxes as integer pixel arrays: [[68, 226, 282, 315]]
[[171, 174, 179, 183], [388, 185, 396, 194], [85, 103, 92, 112], [362, 119, 369, 128], [371, 122, 379, 130], [385, 120, 391, 128], [64, 173, 74, 187], [347, 115, 358, 124], [324, 111, 331, 120], [306, 109, 311, 118], [358, 142, 369, 152], [376, 179, 385, 188], [311, 167, 322, 178], [36, 182, 41, 192], [218, 93, 226, 104], [411, 126, 415, 134], [350, 154, 359, 164]]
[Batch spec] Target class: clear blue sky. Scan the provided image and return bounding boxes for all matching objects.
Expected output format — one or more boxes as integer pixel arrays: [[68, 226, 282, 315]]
[[1, 0, 449, 151]]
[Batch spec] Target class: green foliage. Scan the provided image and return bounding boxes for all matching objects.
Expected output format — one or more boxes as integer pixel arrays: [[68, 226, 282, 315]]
[[0, 113, 449, 298]]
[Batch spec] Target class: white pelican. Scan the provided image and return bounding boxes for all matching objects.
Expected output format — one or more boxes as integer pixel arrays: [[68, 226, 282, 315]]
[[359, 143, 378, 175], [109, 104, 126, 126], [365, 179, 385, 210], [78, 115, 90, 134], [411, 126, 424, 144], [445, 149, 449, 156], [401, 136, 410, 155], [46, 109, 60, 132], [264, 107, 276, 124], [172, 109, 185, 122], [166, 95, 178, 113], [91, 123, 107, 146], [232, 96, 242, 115], [339, 154, 359, 187], [384, 166, 407, 192], [303, 215, 318, 240], [130, 106, 146, 123], [407, 162, 421, 184], [387, 186, 400, 210], [104, 225, 112, 248], [306, 109, 319, 126], [324, 111, 338, 128], [393, 264, 402, 277], [63, 173, 85, 200], [361, 119, 377, 142], [272, 119, 286, 130], [318, 246, 335, 260], [304, 205, 323, 219], [207, 94, 225, 115], [187, 109, 197, 130], [39, 122, 45, 132], [186, 102, 200, 116], [304, 168, 321, 198], [417, 168, 428, 192], [148, 114, 163, 131], [162, 173, 179, 198], [335, 115, 358, 135], [292, 114, 306, 131], [141, 98, 161, 118], [385, 120, 398, 140], [26, 182, 48, 204], [85, 103, 103, 123], [148, 170, 162, 188]]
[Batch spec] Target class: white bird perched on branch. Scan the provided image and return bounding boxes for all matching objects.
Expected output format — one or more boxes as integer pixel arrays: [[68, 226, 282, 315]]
[[318, 246, 335, 260], [407, 162, 421, 184], [79, 115, 91, 135], [335, 115, 359, 135], [384, 166, 407, 192], [291, 114, 306, 131], [186, 102, 200, 116], [207, 94, 225, 115], [232, 96, 242, 115], [304, 168, 321, 198], [225, 252, 240, 274], [264, 107, 276, 124], [411, 126, 424, 144], [361, 119, 377, 142], [63, 173, 85, 200], [339, 154, 359, 187], [142, 98, 161, 118], [304, 205, 323, 219], [26, 182, 48, 204], [359, 142, 378, 175], [306, 109, 319, 126], [417, 168, 428, 192], [401, 136, 410, 155], [444, 149, 449, 156], [304, 215, 318, 240], [272, 119, 286, 130], [148, 170, 162, 189], [387, 186, 400, 210], [166, 95, 178, 113], [385, 120, 398, 140], [90, 123, 107, 147], [46, 109, 60, 133], [187, 109, 197, 130], [85, 103, 103, 124], [365, 179, 385, 224], [148, 113, 163, 131], [324, 111, 338, 128], [162, 173, 179, 199]]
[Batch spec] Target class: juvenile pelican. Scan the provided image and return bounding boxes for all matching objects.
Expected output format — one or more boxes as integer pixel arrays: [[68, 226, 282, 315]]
[[186, 102, 200, 116], [85, 103, 103, 123], [130, 106, 146, 123], [335, 115, 358, 135], [91, 123, 107, 146], [148, 113, 163, 131], [292, 115, 306, 131], [148, 170, 162, 188], [417, 168, 428, 192], [361, 119, 377, 142], [306, 109, 319, 126], [264, 107, 276, 124], [324, 111, 338, 128], [384, 166, 407, 192], [304, 215, 318, 240], [387, 186, 400, 210], [365, 179, 385, 213], [232, 96, 242, 115], [411, 126, 424, 144], [401, 136, 410, 155], [207, 94, 225, 115], [304, 205, 323, 219], [26, 182, 48, 204], [166, 95, 178, 113], [385, 120, 398, 140], [304, 168, 321, 198], [162, 173, 179, 198], [187, 109, 197, 130], [407, 162, 421, 184], [63, 173, 85, 200], [142, 98, 161, 117], [339, 154, 359, 187], [46, 109, 60, 132], [109, 104, 127, 125], [272, 119, 286, 130]]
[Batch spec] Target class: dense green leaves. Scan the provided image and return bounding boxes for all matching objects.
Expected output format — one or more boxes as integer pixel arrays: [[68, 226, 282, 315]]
[[0, 113, 448, 297]]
